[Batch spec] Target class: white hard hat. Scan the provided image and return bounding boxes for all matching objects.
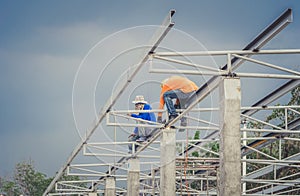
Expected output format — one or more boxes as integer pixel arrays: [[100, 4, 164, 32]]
[[132, 95, 148, 104]]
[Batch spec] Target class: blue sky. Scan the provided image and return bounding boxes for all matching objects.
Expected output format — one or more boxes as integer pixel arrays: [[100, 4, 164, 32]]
[[1, 1, 300, 178]]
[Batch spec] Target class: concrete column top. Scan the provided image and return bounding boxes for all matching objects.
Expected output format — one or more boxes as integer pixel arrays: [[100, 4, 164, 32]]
[[128, 158, 140, 172]]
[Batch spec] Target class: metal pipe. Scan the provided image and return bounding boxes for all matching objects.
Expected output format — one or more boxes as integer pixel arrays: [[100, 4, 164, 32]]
[[154, 48, 300, 56], [43, 9, 176, 195]]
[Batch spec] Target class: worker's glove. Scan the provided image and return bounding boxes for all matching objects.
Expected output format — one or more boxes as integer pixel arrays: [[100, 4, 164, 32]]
[[157, 116, 163, 123]]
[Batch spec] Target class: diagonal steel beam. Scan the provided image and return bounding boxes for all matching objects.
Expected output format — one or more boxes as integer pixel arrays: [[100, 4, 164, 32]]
[[137, 8, 294, 193], [43, 9, 176, 196], [242, 79, 300, 116], [163, 8, 293, 136], [47, 8, 294, 195], [187, 8, 293, 107]]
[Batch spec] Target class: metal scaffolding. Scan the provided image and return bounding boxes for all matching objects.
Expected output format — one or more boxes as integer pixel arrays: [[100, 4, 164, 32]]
[[43, 8, 300, 196]]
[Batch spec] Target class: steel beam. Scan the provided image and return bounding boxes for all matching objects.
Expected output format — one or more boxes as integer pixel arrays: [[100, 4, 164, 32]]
[[43, 9, 175, 196], [186, 8, 293, 107]]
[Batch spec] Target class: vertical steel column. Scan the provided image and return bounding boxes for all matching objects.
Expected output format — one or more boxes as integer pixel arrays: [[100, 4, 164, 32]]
[[127, 158, 140, 196], [218, 77, 241, 196], [104, 177, 115, 196], [160, 128, 176, 196]]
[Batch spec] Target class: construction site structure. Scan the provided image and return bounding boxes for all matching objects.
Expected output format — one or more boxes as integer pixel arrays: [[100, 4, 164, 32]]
[[43, 8, 300, 196]]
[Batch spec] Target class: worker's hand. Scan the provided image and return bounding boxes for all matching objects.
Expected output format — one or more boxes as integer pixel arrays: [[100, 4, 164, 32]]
[[128, 133, 136, 138], [157, 116, 162, 123]]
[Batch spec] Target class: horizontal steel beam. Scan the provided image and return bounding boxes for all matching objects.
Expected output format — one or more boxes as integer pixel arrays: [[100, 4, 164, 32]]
[[43, 9, 176, 196]]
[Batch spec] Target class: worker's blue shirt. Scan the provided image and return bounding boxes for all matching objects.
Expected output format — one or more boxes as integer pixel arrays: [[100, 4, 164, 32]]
[[131, 103, 156, 135]]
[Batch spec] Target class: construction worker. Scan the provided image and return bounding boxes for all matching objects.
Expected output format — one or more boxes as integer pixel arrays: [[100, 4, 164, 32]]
[[157, 75, 199, 126], [128, 95, 156, 153]]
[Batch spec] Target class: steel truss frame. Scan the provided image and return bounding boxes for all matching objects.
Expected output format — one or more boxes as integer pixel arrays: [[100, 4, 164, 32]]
[[49, 104, 300, 194], [45, 8, 300, 196], [48, 108, 300, 195], [150, 49, 300, 79], [43, 9, 176, 196]]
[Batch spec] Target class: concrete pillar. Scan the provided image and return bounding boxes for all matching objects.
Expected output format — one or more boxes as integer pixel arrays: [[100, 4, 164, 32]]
[[218, 77, 241, 196], [127, 158, 140, 196], [160, 128, 176, 196], [104, 177, 115, 196]]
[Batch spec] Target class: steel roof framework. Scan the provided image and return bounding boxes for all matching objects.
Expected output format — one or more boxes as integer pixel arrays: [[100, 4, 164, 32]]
[[43, 9, 176, 196], [44, 8, 300, 196]]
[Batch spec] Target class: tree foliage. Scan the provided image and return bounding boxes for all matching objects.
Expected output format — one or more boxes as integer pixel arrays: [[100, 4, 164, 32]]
[[245, 86, 300, 193], [13, 160, 48, 196], [0, 160, 82, 196], [0, 179, 21, 196]]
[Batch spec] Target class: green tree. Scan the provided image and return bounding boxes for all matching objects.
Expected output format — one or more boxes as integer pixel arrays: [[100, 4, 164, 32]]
[[0, 178, 21, 196], [13, 160, 48, 196], [245, 86, 300, 193], [0, 160, 84, 196]]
